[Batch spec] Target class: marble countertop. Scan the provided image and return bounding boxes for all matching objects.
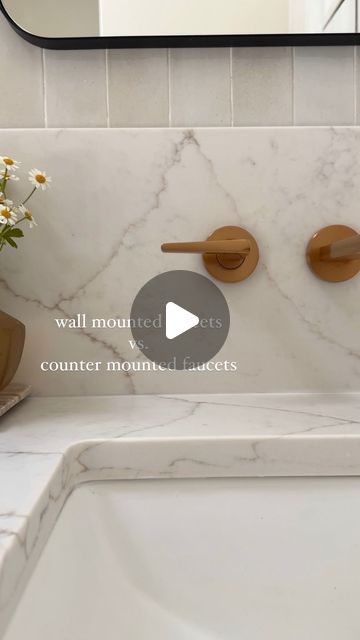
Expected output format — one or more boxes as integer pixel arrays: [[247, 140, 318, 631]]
[[1, 392, 360, 636]]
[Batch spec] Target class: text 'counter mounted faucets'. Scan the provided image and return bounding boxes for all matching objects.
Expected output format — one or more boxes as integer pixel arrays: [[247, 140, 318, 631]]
[[306, 225, 360, 282], [161, 226, 259, 283]]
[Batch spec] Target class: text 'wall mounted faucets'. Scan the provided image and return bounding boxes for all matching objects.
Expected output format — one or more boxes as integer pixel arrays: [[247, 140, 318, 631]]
[[306, 225, 360, 282], [161, 226, 260, 283]]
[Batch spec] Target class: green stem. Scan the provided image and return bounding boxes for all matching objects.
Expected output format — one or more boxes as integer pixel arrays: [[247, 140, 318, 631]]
[[1, 167, 8, 195], [21, 187, 37, 206]]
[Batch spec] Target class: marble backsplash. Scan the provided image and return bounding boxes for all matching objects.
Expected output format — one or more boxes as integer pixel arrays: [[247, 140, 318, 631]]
[[0, 126, 359, 396]]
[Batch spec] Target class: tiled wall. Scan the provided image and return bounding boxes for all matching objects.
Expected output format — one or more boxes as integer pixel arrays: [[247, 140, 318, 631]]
[[0, 14, 359, 128]]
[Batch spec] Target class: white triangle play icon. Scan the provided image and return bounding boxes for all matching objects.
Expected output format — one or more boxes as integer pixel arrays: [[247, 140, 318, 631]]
[[166, 302, 200, 340]]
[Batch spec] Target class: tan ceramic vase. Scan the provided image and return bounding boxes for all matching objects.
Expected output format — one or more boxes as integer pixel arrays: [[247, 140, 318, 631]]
[[0, 310, 25, 392]]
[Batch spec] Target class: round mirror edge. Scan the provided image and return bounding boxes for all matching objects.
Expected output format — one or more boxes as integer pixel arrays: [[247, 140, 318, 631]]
[[1, 1, 360, 50]]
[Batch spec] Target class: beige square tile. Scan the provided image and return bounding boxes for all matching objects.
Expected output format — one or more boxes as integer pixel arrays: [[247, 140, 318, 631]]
[[108, 49, 169, 127], [170, 48, 231, 127], [294, 47, 354, 125], [44, 49, 107, 128], [355, 47, 360, 124], [0, 15, 44, 128], [232, 47, 293, 126]]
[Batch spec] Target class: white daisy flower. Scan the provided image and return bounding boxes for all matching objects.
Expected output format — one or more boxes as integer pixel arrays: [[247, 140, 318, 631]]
[[18, 204, 37, 228], [0, 156, 20, 172], [0, 170, 19, 182], [0, 205, 17, 226], [28, 169, 52, 191], [0, 192, 13, 207]]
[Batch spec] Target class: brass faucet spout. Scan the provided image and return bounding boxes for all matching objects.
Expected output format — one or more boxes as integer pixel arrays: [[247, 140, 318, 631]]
[[161, 239, 251, 255], [161, 226, 259, 283]]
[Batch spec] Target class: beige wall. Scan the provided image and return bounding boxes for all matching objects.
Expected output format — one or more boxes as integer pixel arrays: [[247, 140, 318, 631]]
[[290, 0, 355, 32], [5, 0, 291, 39], [4, 0, 292, 39], [3, 0, 99, 37], [100, 0, 289, 36], [3, 0, 356, 40]]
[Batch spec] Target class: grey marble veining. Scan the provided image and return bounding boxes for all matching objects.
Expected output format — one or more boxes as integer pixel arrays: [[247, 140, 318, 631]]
[[1, 393, 360, 636], [0, 127, 360, 396]]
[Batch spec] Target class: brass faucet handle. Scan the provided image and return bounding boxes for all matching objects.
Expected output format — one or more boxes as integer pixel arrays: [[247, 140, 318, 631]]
[[161, 239, 251, 255], [161, 225, 259, 284], [306, 225, 360, 282]]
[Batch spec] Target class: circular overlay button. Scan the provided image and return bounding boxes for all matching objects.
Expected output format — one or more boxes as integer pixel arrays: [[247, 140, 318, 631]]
[[130, 270, 230, 370]]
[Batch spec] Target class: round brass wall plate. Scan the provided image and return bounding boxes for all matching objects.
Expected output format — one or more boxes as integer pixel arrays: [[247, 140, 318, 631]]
[[203, 226, 259, 283], [306, 225, 360, 282]]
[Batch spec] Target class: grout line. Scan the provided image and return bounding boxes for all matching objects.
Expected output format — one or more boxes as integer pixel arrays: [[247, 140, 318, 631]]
[[41, 49, 48, 128], [230, 47, 234, 127], [291, 46, 296, 126], [167, 48, 172, 127], [105, 49, 110, 128], [353, 45, 357, 125]]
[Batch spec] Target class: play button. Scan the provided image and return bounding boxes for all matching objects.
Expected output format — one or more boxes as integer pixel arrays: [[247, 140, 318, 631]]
[[130, 270, 230, 370], [166, 302, 199, 340]]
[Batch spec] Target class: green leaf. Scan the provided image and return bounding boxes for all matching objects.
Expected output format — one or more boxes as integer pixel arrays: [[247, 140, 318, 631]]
[[7, 228, 24, 238], [1, 227, 23, 239], [5, 237, 18, 248]]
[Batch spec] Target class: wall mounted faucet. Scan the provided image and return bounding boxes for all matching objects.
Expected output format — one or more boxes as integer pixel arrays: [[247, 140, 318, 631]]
[[306, 225, 360, 282], [161, 226, 259, 283]]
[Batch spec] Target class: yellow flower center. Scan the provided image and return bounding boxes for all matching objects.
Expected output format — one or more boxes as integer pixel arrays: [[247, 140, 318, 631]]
[[35, 174, 46, 184], [2, 209, 11, 219], [25, 211, 33, 220], [4, 158, 14, 166]]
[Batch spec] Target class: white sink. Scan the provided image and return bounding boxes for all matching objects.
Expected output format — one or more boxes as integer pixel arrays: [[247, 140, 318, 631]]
[[4, 476, 360, 640]]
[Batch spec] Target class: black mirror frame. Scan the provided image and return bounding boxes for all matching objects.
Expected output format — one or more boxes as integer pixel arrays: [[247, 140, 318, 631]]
[[1, 0, 360, 49]]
